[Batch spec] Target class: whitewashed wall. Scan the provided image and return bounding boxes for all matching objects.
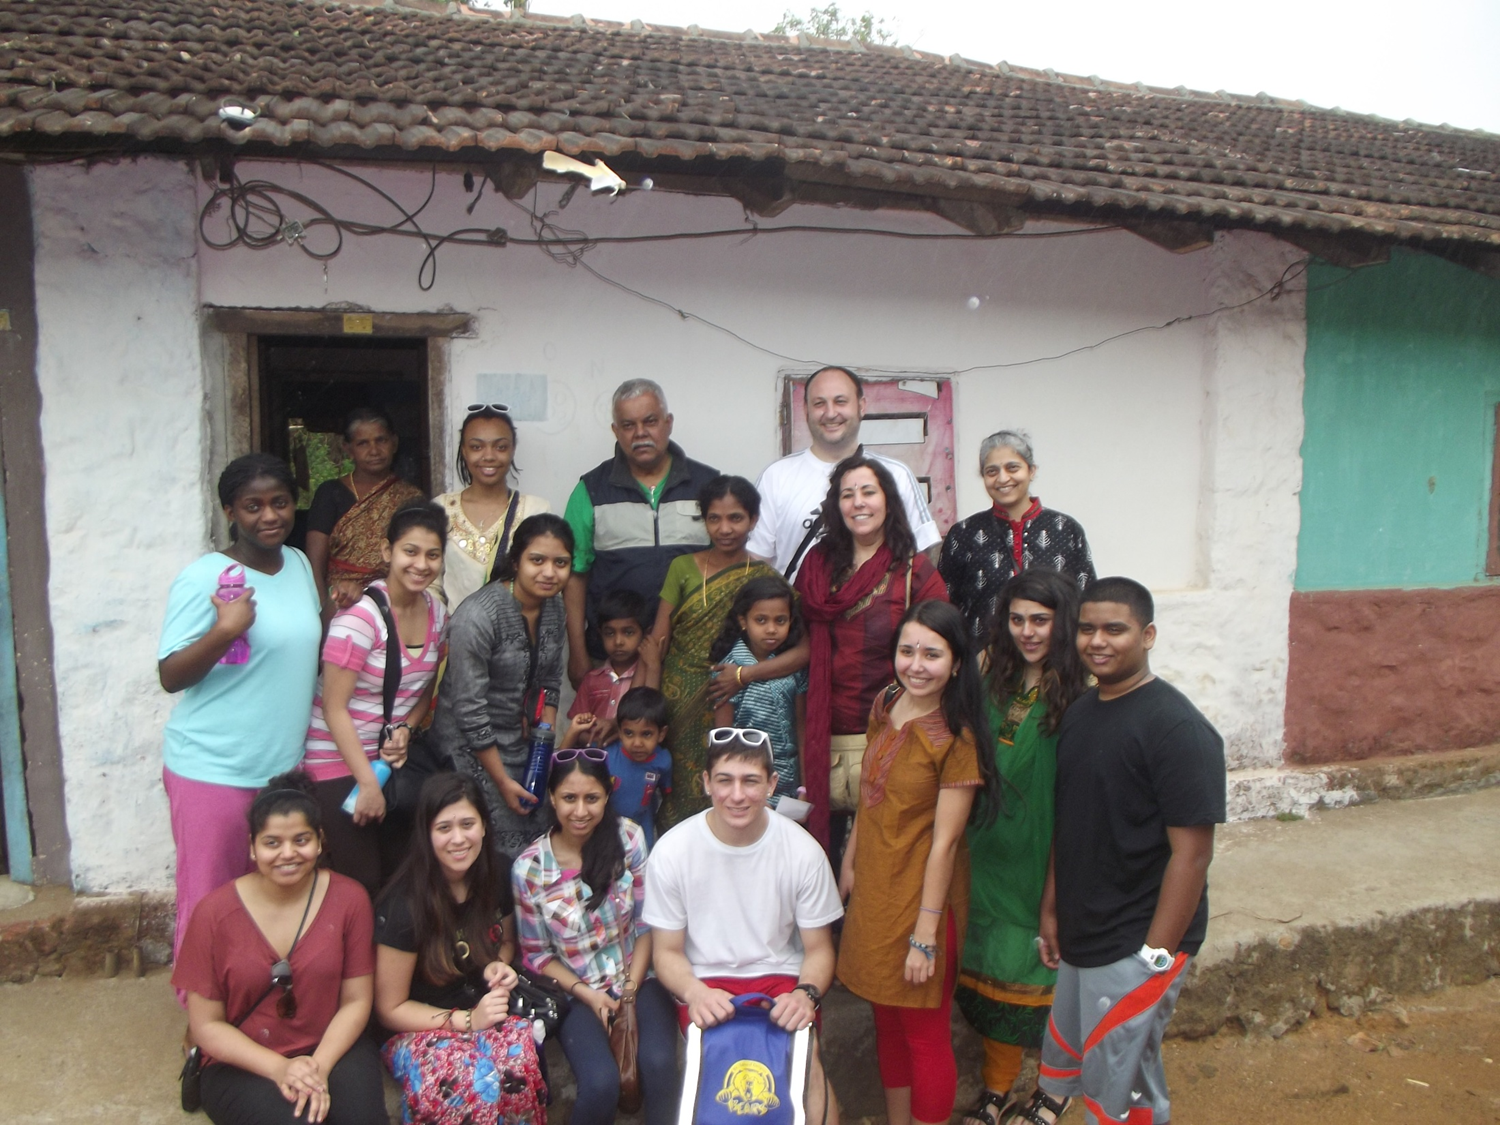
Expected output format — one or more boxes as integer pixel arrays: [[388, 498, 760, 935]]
[[29, 158, 206, 893], [30, 155, 1305, 892], [199, 160, 1217, 585]]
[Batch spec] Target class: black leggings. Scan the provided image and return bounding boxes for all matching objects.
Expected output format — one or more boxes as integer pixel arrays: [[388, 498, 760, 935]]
[[311, 776, 385, 898], [200, 1035, 388, 1125]]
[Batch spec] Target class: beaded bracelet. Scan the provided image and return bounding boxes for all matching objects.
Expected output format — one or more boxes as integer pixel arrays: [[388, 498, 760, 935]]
[[908, 935, 937, 960]]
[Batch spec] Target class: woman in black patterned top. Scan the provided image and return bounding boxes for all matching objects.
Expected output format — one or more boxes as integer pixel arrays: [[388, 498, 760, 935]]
[[939, 431, 1095, 645]]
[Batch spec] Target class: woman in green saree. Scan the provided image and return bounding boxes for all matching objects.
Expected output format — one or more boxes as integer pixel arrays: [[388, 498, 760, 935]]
[[958, 568, 1087, 1125], [650, 475, 809, 829]]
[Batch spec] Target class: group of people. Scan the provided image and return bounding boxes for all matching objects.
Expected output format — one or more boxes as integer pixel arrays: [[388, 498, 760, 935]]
[[158, 367, 1226, 1125]]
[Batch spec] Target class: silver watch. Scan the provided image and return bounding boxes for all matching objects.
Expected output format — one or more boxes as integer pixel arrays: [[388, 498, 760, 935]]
[[1137, 944, 1173, 973]]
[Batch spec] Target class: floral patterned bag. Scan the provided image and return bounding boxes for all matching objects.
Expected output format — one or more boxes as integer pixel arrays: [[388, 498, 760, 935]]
[[383, 1017, 547, 1125]]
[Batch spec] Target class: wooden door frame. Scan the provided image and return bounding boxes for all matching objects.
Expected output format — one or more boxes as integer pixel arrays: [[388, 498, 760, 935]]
[[202, 307, 473, 546]]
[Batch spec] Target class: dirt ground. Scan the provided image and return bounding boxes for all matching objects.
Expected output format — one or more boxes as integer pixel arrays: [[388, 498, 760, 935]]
[[2, 970, 1499, 1123], [1158, 976, 1500, 1124]]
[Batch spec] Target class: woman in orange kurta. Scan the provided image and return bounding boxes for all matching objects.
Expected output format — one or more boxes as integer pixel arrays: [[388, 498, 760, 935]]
[[838, 600, 1001, 1125]]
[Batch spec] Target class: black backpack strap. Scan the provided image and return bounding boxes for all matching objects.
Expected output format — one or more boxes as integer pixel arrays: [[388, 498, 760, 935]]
[[362, 587, 403, 738], [783, 515, 824, 579]]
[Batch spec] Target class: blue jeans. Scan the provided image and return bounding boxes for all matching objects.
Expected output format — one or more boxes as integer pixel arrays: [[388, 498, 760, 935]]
[[557, 977, 679, 1125]]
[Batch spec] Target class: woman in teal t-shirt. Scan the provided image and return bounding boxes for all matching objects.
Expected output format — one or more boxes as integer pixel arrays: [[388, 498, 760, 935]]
[[157, 453, 322, 980]]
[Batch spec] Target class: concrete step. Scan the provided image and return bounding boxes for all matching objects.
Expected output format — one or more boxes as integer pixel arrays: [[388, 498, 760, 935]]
[[1176, 784, 1500, 1038], [1227, 741, 1500, 819]]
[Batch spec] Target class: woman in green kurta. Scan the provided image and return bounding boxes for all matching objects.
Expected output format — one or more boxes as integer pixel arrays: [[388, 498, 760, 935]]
[[650, 476, 808, 829], [958, 569, 1088, 1125]]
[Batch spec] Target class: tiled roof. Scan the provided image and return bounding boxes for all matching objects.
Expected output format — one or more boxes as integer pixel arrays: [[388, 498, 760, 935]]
[[2, 0, 1497, 253]]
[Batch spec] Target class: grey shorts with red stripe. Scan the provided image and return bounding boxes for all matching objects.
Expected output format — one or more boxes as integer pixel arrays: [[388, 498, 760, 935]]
[[1037, 951, 1191, 1124]]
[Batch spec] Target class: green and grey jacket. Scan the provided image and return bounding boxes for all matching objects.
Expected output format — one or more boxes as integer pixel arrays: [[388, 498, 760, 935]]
[[581, 441, 718, 649]]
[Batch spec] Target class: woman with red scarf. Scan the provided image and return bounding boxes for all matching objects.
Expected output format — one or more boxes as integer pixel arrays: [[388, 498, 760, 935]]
[[794, 454, 948, 852]]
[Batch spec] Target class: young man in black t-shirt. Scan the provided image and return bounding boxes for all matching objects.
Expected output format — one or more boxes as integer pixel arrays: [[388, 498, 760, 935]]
[[1013, 577, 1225, 1125]]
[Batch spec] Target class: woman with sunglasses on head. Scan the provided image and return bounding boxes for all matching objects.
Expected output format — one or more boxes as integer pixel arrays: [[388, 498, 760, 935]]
[[430, 514, 573, 859], [374, 772, 548, 1125], [173, 770, 386, 1125], [431, 404, 551, 611], [511, 748, 679, 1125]]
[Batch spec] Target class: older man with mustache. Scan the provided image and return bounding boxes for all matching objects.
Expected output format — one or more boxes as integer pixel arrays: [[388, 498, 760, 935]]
[[563, 379, 720, 688]]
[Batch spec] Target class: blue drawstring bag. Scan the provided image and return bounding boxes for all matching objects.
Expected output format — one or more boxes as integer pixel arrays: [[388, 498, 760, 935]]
[[677, 994, 812, 1125]]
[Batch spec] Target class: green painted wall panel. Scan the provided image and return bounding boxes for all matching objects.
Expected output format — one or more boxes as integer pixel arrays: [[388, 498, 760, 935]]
[[1297, 250, 1500, 591]]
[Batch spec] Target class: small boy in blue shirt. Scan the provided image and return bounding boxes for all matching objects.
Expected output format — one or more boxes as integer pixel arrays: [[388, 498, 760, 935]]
[[563, 685, 673, 848]]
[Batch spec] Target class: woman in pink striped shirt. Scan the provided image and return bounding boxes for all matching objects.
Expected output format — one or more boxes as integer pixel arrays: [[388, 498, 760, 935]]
[[304, 501, 450, 896]]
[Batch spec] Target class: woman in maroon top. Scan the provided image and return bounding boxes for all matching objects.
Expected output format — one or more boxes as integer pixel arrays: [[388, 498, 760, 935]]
[[173, 771, 387, 1125], [794, 454, 948, 853]]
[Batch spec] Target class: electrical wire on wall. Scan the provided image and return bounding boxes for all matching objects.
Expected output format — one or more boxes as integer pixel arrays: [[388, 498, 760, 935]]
[[197, 158, 1342, 372]]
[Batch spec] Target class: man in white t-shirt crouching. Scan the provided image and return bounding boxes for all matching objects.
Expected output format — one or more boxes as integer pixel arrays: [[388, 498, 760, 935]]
[[645, 728, 844, 1125], [748, 365, 941, 581]]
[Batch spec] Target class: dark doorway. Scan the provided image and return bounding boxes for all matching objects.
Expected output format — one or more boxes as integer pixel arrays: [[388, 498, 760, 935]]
[[257, 336, 431, 549]]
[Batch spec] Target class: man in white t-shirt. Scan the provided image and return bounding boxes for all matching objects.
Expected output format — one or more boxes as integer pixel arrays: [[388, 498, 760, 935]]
[[647, 730, 843, 1124], [748, 365, 941, 580]]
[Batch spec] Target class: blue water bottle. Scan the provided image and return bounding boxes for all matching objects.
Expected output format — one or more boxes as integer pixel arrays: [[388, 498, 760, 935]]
[[521, 722, 554, 805], [342, 759, 392, 815]]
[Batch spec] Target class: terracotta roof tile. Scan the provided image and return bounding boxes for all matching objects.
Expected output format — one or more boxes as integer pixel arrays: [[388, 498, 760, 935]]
[[0, 0, 1496, 250]]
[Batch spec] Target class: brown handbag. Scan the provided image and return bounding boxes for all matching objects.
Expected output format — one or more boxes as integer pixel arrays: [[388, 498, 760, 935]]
[[610, 983, 641, 1113]]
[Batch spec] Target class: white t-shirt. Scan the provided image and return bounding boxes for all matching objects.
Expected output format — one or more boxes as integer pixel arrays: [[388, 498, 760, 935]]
[[747, 448, 941, 579], [643, 809, 843, 979]]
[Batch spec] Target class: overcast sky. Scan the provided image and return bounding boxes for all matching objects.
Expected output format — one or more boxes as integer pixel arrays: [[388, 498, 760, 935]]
[[520, 0, 1500, 134]]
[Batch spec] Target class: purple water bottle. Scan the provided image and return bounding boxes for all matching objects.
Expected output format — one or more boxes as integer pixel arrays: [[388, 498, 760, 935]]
[[216, 563, 251, 666]]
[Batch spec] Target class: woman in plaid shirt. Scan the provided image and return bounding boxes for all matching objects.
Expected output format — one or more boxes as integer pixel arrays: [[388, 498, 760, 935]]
[[511, 750, 680, 1125]]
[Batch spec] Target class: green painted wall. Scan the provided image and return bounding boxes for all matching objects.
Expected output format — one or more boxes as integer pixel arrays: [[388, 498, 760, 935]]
[[1297, 249, 1500, 591]]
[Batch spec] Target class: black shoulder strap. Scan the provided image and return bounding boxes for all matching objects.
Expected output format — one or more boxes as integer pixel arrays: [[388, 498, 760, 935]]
[[784, 515, 824, 579], [233, 980, 280, 1030], [362, 587, 402, 729], [496, 491, 520, 559]]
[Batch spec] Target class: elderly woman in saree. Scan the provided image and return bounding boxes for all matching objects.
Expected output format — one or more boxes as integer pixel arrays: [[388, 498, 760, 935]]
[[651, 475, 808, 829], [305, 406, 425, 619]]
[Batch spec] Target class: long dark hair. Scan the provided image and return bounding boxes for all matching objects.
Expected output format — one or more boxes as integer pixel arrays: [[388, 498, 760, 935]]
[[546, 755, 625, 912], [491, 513, 574, 583], [817, 454, 917, 579], [708, 575, 804, 663], [892, 600, 1002, 825], [379, 773, 506, 988], [986, 569, 1088, 737]]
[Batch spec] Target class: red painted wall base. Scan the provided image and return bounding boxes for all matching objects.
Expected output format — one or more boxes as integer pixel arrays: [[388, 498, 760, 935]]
[[1285, 587, 1500, 764]]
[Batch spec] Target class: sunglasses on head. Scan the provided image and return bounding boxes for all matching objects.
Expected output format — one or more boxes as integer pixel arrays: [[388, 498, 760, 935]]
[[270, 958, 297, 1019], [708, 727, 771, 747], [552, 746, 609, 764], [465, 402, 511, 416]]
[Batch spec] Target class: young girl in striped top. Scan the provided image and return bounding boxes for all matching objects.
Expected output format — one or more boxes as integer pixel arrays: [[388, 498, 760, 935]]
[[303, 501, 450, 896]]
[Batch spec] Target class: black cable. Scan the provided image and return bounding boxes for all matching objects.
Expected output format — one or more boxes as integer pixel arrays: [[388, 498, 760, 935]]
[[195, 160, 1352, 372]]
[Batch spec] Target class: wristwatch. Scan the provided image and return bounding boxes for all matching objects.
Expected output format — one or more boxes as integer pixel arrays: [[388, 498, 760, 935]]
[[791, 982, 822, 1009], [1137, 944, 1173, 973]]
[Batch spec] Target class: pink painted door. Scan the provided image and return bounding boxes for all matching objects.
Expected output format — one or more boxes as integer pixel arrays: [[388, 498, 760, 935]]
[[782, 376, 957, 534]]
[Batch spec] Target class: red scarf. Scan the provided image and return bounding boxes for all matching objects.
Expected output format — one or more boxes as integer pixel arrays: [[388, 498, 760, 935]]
[[794, 542, 897, 849], [992, 497, 1042, 574]]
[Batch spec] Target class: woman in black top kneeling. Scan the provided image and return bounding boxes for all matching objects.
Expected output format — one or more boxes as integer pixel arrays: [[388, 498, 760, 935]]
[[373, 772, 546, 1125]]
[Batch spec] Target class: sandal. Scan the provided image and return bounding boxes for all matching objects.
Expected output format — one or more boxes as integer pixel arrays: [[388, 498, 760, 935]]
[[962, 1090, 1017, 1125], [1004, 1089, 1071, 1125]]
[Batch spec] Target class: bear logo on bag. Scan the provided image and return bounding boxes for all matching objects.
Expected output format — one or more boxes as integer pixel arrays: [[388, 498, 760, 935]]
[[715, 1059, 781, 1116]]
